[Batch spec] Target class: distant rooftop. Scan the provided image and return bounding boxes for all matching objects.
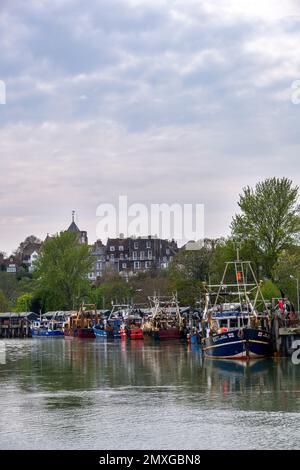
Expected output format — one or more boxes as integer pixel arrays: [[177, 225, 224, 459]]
[[67, 210, 80, 232]]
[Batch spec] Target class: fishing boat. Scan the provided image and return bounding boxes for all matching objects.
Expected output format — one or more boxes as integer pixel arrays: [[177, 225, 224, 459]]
[[143, 295, 183, 340], [64, 304, 97, 339], [124, 309, 143, 340], [93, 318, 122, 339], [93, 305, 130, 339], [201, 256, 272, 360], [32, 318, 64, 337]]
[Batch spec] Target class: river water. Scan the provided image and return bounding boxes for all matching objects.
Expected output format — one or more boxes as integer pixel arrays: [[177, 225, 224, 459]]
[[0, 338, 299, 450]]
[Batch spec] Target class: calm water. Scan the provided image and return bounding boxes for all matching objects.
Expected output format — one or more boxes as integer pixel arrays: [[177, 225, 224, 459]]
[[0, 338, 299, 450]]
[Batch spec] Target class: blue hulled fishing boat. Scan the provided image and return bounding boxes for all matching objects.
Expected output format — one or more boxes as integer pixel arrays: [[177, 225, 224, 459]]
[[93, 319, 122, 339], [32, 318, 64, 337], [201, 255, 272, 360], [93, 305, 131, 339]]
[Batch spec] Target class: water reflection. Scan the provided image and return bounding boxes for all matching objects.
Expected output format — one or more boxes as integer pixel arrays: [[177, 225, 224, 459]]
[[0, 338, 299, 449]]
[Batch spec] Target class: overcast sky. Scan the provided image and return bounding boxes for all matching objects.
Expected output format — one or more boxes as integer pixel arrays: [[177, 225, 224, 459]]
[[1, 0, 300, 253]]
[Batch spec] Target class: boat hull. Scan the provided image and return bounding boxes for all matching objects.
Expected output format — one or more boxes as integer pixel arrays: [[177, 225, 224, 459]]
[[93, 326, 121, 339], [152, 328, 181, 340], [127, 328, 143, 340], [32, 330, 64, 337], [64, 328, 95, 339], [188, 333, 200, 345], [93, 327, 112, 337], [202, 328, 272, 359]]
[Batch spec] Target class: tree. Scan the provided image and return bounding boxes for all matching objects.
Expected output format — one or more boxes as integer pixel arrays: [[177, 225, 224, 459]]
[[34, 231, 93, 310], [231, 177, 300, 278], [0, 290, 10, 312], [14, 293, 33, 312], [0, 272, 20, 303], [260, 280, 281, 304], [168, 239, 219, 282], [273, 246, 300, 307], [15, 235, 41, 256]]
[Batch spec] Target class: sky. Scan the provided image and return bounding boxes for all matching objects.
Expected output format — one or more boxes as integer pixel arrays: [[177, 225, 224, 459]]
[[1, 0, 300, 254]]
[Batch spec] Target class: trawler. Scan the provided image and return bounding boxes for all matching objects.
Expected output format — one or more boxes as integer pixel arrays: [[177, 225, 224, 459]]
[[64, 304, 98, 339], [123, 308, 144, 340], [201, 256, 272, 359], [93, 304, 130, 339], [32, 318, 64, 337], [143, 295, 183, 340]]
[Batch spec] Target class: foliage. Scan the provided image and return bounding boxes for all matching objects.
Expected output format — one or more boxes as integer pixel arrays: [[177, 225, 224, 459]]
[[231, 177, 300, 277], [0, 290, 10, 312], [260, 279, 281, 304], [168, 239, 218, 282], [0, 272, 20, 303], [34, 231, 93, 310], [15, 235, 41, 256], [14, 293, 34, 312], [273, 246, 300, 308]]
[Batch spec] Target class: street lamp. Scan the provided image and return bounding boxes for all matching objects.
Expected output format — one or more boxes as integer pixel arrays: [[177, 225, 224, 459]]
[[290, 275, 300, 315]]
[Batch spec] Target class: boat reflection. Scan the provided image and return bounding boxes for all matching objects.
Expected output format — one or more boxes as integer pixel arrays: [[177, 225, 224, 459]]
[[0, 339, 299, 414]]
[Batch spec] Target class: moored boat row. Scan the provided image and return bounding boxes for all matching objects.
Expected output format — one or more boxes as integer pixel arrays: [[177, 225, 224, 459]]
[[26, 255, 300, 360]]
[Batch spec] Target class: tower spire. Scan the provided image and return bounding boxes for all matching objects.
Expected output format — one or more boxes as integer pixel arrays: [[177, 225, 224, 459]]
[[72, 210, 75, 223]]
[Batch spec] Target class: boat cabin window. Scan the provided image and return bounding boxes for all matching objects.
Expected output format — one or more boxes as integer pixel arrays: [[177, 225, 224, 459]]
[[219, 319, 228, 328], [229, 319, 238, 329]]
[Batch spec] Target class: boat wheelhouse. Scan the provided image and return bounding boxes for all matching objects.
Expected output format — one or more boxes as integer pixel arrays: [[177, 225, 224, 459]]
[[32, 317, 64, 337], [143, 295, 183, 340], [93, 304, 131, 339], [123, 308, 144, 340]]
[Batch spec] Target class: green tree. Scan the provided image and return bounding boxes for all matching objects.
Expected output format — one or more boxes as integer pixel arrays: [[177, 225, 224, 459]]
[[231, 177, 300, 278], [34, 231, 93, 310], [209, 238, 264, 284], [260, 279, 281, 303], [95, 274, 131, 308], [14, 293, 33, 312], [273, 246, 300, 308], [0, 290, 10, 312], [0, 272, 20, 303], [168, 239, 219, 282]]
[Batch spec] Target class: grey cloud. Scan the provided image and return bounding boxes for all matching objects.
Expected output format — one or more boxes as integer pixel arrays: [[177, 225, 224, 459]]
[[1, 0, 300, 252]]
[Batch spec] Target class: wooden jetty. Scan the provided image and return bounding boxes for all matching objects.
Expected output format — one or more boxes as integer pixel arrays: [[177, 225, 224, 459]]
[[0, 312, 37, 338], [272, 317, 300, 357]]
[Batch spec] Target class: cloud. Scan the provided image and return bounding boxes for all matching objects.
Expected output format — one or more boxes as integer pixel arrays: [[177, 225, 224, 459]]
[[1, 0, 300, 252]]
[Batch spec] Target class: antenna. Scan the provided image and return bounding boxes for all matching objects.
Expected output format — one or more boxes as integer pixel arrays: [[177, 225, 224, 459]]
[[234, 238, 241, 261]]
